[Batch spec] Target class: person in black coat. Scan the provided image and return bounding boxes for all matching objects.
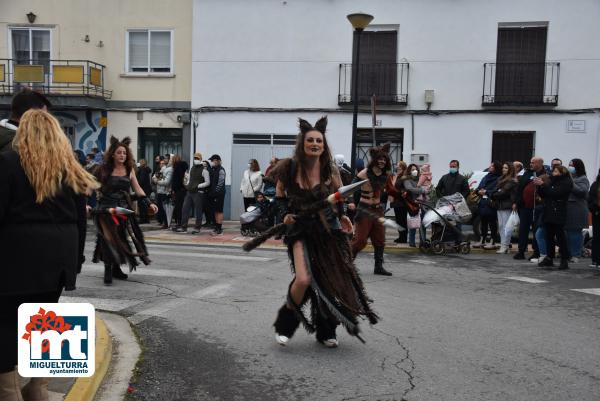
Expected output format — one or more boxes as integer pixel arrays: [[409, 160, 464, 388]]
[[0, 110, 98, 399], [136, 159, 153, 224], [536, 165, 573, 269], [474, 161, 502, 249], [170, 154, 189, 230], [587, 169, 600, 268]]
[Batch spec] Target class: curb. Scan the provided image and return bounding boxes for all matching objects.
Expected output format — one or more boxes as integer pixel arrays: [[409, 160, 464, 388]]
[[63, 317, 112, 401]]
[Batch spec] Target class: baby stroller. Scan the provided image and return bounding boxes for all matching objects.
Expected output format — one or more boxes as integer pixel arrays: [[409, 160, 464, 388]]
[[240, 195, 273, 237], [419, 193, 472, 255]]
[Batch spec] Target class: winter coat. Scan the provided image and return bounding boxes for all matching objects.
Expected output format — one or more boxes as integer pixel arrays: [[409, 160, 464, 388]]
[[0, 150, 86, 295], [0, 119, 17, 152], [538, 174, 573, 226], [565, 175, 590, 231], [171, 161, 189, 192], [136, 166, 152, 196], [515, 169, 547, 208], [154, 165, 172, 195], [436, 172, 469, 198], [476, 173, 500, 216], [401, 176, 427, 201], [241, 170, 263, 198], [588, 180, 600, 216], [492, 178, 517, 210]]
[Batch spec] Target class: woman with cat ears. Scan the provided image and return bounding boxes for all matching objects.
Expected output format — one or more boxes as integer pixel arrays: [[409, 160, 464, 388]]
[[267, 116, 378, 347], [92, 136, 158, 285]]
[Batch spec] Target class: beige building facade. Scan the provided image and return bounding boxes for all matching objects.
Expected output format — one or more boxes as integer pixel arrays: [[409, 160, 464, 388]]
[[0, 0, 193, 162]]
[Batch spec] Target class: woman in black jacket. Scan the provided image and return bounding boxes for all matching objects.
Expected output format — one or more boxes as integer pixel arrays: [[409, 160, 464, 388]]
[[588, 169, 600, 268], [0, 109, 98, 399], [136, 159, 153, 224], [492, 162, 518, 254], [536, 165, 573, 269], [170, 154, 189, 230]]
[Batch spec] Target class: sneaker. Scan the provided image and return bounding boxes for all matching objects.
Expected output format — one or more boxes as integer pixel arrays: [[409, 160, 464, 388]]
[[530, 255, 545, 264], [589, 263, 599, 268], [568, 257, 579, 263], [210, 229, 223, 236], [496, 246, 508, 254], [175, 227, 187, 233], [527, 253, 540, 261], [538, 257, 554, 267], [275, 334, 290, 346], [321, 338, 339, 348], [513, 252, 525, 260], [191, 228, 201, 234]]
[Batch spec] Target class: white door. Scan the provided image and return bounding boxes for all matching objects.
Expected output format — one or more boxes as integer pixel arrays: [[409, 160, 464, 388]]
[[230, 134, 295, 219]]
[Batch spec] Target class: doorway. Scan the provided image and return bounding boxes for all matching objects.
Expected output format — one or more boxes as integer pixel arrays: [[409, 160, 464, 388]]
[[138, 127, 183, 165], [491, 131, 535, 163]]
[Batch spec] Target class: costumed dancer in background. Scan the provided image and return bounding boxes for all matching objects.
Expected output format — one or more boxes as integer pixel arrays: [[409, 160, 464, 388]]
[[349, 144, 396, 276], [93, 136, 158, 285], [245, 117, 378, 347]]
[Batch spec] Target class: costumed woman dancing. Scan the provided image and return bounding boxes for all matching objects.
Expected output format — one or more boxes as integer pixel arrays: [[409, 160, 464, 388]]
[[93, 136, 158, 285], [245, 117, 378, 347]]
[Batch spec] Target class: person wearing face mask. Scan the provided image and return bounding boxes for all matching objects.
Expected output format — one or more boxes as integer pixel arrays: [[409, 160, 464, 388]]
[[400, 163, 428, 247], [390, 161, 408, 243], [177, 152, 211, 234], [240, 159, 264, 211], [436, 160, 469, 198], [564, 159, 589, 262], [536, 165, 573, 269], [474, 161, 502, 249]]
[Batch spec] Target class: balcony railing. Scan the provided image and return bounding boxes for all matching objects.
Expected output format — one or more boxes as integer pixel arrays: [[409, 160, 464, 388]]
[[482, 62, 559, 106], [0, 59, 112, 99], [339, 63, 409, 105]]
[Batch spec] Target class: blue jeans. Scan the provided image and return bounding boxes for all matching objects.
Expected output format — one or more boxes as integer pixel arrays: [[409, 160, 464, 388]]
[[535, 226, 547, 256], [566, 229, 584, 258]]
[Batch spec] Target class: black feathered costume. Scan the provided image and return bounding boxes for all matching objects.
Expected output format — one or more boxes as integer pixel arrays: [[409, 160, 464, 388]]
[[244, 117, 378, 344], [92, 137, 151, 282]]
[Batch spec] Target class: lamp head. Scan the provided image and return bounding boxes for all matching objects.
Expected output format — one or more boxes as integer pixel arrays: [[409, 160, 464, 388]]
[[347, 13, 373, 30]]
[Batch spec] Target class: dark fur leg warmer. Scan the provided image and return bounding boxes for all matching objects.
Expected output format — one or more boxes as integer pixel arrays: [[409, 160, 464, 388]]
[[273, 305, 300, 338], [315, 311, 338, 343]]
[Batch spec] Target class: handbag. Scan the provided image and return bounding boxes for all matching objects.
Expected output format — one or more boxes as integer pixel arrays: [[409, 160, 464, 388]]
[[407, 212, 421, 229]]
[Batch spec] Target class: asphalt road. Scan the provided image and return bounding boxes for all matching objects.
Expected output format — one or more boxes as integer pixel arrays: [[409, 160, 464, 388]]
[[67, 240, 600, 401]]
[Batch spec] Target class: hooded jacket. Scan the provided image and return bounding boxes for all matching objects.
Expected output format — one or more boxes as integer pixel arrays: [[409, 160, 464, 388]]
[[0, 119, 18, 152]]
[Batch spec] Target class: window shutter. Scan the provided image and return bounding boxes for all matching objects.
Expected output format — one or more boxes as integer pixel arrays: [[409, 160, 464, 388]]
[[150, 31, 171, 72], [129, 31, 149, 72]]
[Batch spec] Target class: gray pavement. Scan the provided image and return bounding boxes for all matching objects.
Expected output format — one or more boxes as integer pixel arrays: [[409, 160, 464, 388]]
[[68, 239, 600, 401]]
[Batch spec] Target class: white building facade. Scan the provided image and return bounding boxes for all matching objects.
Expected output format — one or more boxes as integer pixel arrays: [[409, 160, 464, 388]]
[[192, 0, 600, 219]]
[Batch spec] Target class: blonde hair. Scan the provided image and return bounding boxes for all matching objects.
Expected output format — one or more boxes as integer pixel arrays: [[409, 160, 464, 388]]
[[13, 109, 99, 203]]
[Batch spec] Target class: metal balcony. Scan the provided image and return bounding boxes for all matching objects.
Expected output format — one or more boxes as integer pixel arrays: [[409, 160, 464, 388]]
[[0, 59, 112, 99], [482, 62, 559, 106], [338, 62, 409, 105]]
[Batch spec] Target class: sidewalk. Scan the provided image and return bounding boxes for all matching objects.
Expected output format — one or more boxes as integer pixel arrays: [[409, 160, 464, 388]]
[[139, 220, 488, 254]]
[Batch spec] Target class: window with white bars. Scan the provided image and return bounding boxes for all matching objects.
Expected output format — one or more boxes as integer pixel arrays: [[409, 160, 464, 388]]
[[127, 30, 173, 73]]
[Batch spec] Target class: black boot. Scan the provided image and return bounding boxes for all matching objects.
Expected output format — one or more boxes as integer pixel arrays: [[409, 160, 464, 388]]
[[103, 264, 112, 285], [273, 304, 300, 346], [315, 312, 338, 348], [558, 259, 569, 270], [112, 264, 129, 280], [374, 246, 392, 276]]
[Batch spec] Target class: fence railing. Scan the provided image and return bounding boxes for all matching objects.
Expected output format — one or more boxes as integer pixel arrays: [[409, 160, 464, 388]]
[[0, 59, 112, 99], [339, 62, 409, 105], [482, 62, 559, 106]]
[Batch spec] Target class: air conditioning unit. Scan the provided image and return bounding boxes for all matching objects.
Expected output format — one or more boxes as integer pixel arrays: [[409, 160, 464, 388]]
[[411, 154, 429, 164]]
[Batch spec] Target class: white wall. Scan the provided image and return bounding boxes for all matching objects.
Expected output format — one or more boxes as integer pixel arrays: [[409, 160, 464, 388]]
[[196, 110, 600, 186], [192, 0, 600, 110]]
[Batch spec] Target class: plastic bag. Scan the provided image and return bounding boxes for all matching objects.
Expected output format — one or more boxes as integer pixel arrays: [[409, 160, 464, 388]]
[[407, 212, 422, 229], [505, 210, 520, 238]]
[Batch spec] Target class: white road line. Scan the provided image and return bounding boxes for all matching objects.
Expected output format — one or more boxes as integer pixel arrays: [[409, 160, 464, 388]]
[[150, 250, 272, 262], [60, 296, 143, 312], [408, 259, 437, 265], [81, 263, 220, 280], [571, 288, 600, 296], [128, 283, 233, 324], [505, 276, 549, 284]]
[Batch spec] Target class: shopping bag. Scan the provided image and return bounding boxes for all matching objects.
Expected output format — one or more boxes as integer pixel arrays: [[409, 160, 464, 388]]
[[407, 212, 421, 229], [505, 210, 520, 238]]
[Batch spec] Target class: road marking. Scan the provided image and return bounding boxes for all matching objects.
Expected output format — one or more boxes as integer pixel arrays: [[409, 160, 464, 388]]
[[150, 250, 272, 262], [408, 259, 437, 265], [81, 263, 220, 280], [571, 288, 600, 296], [60, 296, 143, 312], [128, 283, 233, 324], [505, 276, 548, 284]]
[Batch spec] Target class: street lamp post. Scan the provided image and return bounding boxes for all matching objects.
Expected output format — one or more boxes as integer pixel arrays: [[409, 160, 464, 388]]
[[347, 12, 373, 173]]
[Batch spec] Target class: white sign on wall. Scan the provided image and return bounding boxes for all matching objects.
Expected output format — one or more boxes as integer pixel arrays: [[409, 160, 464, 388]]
[[567, 120, 586, 133]]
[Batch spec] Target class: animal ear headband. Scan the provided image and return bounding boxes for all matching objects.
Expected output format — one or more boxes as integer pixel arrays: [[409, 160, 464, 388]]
[[298, 116, 328, 135]]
